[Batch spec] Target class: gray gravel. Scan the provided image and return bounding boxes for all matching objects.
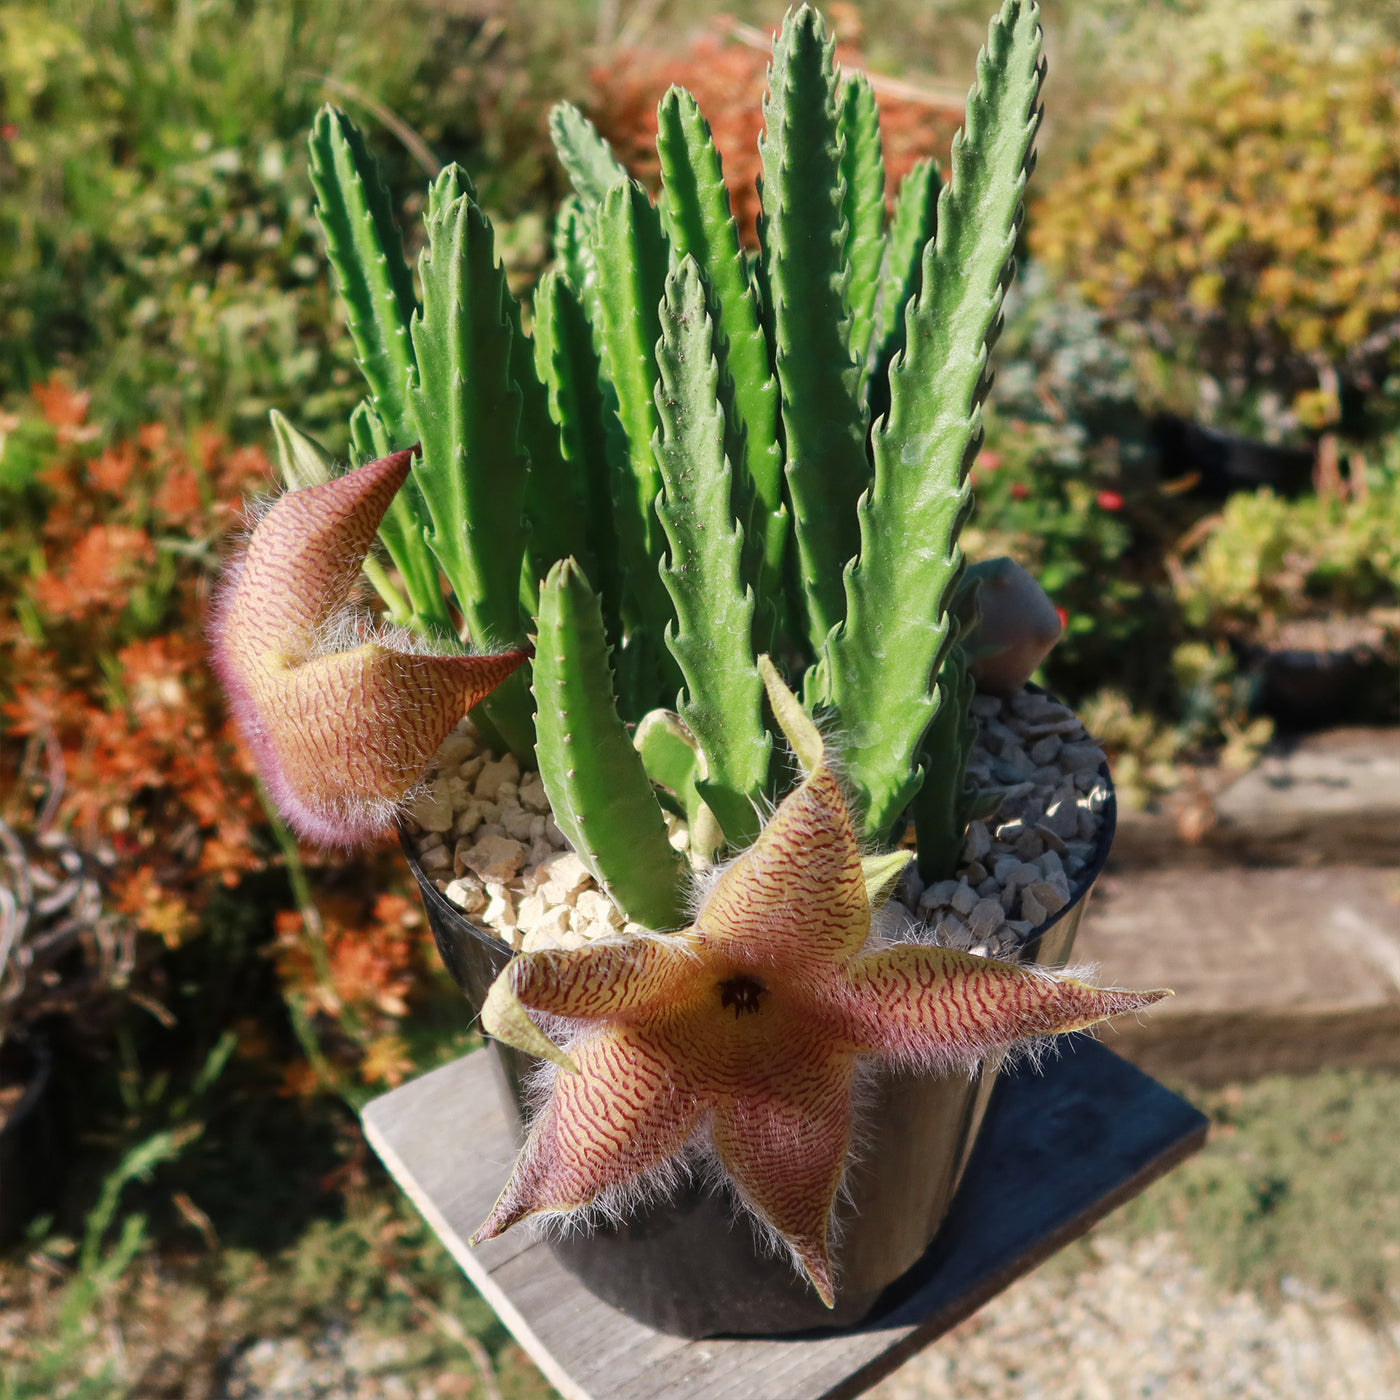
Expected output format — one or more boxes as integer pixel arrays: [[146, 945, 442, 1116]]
[[219, 1325, 473, 1400], [871, 1233, 1400, 1400]]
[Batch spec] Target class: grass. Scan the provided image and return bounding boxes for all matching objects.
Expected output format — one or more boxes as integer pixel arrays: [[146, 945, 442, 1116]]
[[0, 0, 592, 442], [1060, 1068, 1400, 1324], [1, 1169, 556, 1399]]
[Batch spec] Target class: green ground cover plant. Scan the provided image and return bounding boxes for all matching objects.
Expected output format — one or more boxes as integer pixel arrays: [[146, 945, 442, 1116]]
[[0, 1134, 554, 1399], [1169, 455, 1400, 639], [0, 0, 580, 442], [1109, 1068, 1400, 1321]]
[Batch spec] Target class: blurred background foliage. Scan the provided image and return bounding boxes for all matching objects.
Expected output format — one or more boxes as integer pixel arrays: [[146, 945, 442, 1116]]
[[1033, 38, 1400, 440], [1, 1, 1399, 1394]]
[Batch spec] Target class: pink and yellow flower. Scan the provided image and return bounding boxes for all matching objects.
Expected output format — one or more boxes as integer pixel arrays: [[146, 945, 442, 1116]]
[[476, 660, 1167, 1305], [211, 449, 526, 846]]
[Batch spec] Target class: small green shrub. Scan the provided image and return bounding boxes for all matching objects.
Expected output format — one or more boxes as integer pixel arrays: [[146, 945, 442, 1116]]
[[1032, 40, 1400, 433], [1170, 464, 1400, 637], [964, 264, 1166, 704]]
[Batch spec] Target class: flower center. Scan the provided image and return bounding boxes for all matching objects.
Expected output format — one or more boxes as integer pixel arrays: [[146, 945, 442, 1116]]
[[717, 975, 767, 1019]]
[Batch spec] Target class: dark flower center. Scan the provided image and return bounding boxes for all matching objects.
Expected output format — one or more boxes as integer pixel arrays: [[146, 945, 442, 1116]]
[[717, 975, 767, 1019]]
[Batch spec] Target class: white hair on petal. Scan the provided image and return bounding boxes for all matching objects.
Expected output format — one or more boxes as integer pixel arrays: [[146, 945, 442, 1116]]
[[502, 1021, 897, 1298]]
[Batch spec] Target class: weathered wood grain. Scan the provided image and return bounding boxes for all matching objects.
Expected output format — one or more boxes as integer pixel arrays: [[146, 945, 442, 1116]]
[[362, 1039, 1206, 1400]]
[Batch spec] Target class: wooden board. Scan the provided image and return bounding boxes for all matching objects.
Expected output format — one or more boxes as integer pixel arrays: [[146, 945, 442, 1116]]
[[362, 1039, 1207, 1400]]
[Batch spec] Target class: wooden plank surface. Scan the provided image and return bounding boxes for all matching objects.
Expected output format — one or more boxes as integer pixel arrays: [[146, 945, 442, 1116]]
[[362, 1040, 1207, 1400]]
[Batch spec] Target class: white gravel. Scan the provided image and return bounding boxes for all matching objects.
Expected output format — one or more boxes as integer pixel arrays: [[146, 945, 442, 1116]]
[[406, 688, 1110, 960]]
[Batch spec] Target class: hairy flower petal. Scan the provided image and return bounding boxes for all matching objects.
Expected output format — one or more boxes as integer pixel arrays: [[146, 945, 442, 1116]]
[[710, 1054, 855, 1307], [477, 662, 1169, 1306], [841, 944, 1171, 1072], [696, 765, 869, 969], [211, 450, 526, 845], [509, 937, 707, 1022], [474, 1029, 702, 1240]]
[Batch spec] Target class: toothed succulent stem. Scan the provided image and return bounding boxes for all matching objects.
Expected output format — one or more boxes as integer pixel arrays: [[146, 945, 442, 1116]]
[[759, 6, 869, 654], [837, 73, 887, 385], [307, 109, 451, 639], [346, 402, 456, 638], [911, 642, 981, 884], [653, 257, 771, 850], [408, 183, 536, 756], [307, 107, 419, 445], [587, 182, 679, 669], [532, 560, 689, 930], [824, 0, 1045, 843], [656, 88, 788, 630]]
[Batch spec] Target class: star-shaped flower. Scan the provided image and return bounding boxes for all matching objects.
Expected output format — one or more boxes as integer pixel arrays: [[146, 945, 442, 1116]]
[[211, 449, 527, 846], [475, 659, 1168, 1305]]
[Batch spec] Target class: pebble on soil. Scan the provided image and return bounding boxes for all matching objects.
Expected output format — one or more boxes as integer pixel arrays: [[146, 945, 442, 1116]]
[[406, 688, 1110, 961]]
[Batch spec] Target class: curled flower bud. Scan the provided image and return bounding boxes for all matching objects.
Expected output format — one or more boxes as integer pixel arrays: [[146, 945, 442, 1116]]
[[211, 449, 527, 846]]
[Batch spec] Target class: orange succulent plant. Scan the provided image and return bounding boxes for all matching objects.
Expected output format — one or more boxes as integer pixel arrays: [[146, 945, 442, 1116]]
[[476, 660, 1168, 1305], [210, 449, 528, 847]]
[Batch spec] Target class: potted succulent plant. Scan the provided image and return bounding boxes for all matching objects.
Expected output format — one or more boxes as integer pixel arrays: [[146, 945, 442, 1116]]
[[213, 0, 1167, 1337], [1167, 458, 1400, 730]]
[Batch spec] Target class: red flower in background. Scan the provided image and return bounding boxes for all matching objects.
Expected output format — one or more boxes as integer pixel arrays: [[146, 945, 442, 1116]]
[[1096, 490, 1124, 512]]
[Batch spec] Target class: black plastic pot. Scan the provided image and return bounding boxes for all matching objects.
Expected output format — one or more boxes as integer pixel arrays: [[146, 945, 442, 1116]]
[[401, 764, 1117, 1337], [0, 1032, 54, 1249], [1238, 639, 1400, 731], [1152, 414, 1316, 500]]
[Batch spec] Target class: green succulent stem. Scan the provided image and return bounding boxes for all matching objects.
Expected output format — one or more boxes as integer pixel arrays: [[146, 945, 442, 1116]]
[[632, 709, 725, 864], [910, 643, 980, 883], [837, 73, 887, 382], [656, 88, 788, 625], [587, 183, 676, 645], [407, 190, 535, 756], [760, 6, 870, 653], [308, 107, 419, 446], [346, 401, 455, 638], [876, 157, 941, 376], [532, 271, 627, 649], [549, 103, 630, 209], [532, 561, 689, 930], [653, 257, 771, 849], [825, 0, 1044, 842]]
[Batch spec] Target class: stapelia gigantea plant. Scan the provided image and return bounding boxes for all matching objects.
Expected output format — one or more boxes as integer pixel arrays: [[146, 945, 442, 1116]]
[[210, 1, 1169, 1301], [228, 2, 1053, 916]]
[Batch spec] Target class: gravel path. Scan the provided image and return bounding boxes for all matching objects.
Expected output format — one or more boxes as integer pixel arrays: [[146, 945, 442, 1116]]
[[872, 1233, 1400, 1400], [210, 1232, 1400, 1399]]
